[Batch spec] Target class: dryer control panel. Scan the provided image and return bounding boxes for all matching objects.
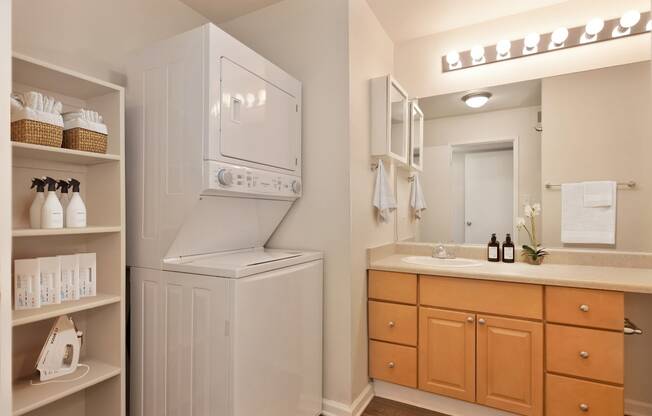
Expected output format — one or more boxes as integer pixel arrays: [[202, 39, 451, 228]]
[[204, 161, 301, 198]]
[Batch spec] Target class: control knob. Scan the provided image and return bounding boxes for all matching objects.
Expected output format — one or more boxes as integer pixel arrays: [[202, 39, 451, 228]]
[[292, 180, 302, 194], [217, 169, 234, 186]]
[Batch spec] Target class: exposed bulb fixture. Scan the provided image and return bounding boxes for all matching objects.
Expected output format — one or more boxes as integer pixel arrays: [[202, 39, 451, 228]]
[[462, 92, 492, 109], [496, 40, 511, 58], [646, 19, 651, 31], [446, 50, 460, 67], [470, 45, 485, 63], [620, 10, 641, 30], [523, 32, 540, 53], [551, 27, 569, 46], [585, 18, 605, 38]]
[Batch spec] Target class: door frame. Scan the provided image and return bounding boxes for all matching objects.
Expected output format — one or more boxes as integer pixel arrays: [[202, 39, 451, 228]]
[[448, 137, 519, 244]]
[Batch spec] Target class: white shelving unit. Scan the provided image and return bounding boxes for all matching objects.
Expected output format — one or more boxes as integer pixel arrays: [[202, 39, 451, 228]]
[[6, 54, 125, 416]]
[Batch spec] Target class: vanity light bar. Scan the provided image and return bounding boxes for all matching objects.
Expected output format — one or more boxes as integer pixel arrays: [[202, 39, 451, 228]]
[[441, 11, 651, 73]]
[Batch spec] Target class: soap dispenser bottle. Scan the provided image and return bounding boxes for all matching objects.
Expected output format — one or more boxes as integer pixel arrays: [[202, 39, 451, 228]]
[[66, 178, 87, 228], [41, 177, 64, 229], [502, 234, 515, 263], [487, 233, 500, 262], [29, 177, 46, 229], [57, 179, 71, 226]]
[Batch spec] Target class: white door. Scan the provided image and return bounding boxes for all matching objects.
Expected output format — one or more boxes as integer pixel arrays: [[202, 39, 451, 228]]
[[219, 57, 300, 172], [464, 150, 513, 244]]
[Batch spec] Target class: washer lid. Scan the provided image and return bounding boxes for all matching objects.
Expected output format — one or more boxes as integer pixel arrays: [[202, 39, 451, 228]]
[[163, 247, 322, 278]]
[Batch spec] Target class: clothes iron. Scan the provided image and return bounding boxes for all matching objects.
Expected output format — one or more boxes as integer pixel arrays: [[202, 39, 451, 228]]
[[35, 315, 84, 381]]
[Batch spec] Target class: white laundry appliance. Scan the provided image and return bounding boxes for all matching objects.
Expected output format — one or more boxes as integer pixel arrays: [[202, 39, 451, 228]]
[[126, 24, 322, 416]]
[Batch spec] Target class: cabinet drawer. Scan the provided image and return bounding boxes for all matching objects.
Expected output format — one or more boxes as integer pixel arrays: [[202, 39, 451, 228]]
[[546, 374, 623, 416], [420, 276, 543, 319], [369, 301, 417, 346], [368, 270, 417, 304], [545, 286, 624, 330], [369, 340, 417, 388], [546, 324, 623, 384]]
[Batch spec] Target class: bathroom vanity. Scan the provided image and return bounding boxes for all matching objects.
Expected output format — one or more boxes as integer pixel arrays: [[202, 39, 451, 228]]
[[367, 245, 652, 416]]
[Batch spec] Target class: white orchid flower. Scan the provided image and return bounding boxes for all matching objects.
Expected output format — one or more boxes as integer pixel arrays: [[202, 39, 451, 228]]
[[516, 217, 526, 228], [524, 204, 533, 218], [532, 203, 541, 216]]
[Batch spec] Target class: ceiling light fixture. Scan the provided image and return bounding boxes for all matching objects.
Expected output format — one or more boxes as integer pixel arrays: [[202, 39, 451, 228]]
[[496, 40, 511, 58], [462, 92, 492, 109], [523, 32, 540, 53], [615, 10, 641, 36], [446, 50, 461, 68], [550, 27, 569, 47], [585, 18, 605, 38], [470, 45, 485, 64]]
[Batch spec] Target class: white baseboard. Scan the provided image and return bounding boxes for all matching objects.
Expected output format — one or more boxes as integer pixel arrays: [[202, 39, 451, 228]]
[[373, 380, 513, 416], [322, 383, 374, 416], [626, 399, 652, 416]]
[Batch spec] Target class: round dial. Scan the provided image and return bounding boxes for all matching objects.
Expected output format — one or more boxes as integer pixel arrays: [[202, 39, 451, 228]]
[[291, 180, 302, 194], [217, 169, 234, 186]]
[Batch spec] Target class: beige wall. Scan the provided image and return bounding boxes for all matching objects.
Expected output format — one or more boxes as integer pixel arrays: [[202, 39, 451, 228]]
[[12, 0, 207, 85], [416, 106, 542, 245], [395, 0, 651, 98], [348, 0, 396, 401], [541, 62, 652, 251], [221, 0, 356, 406]]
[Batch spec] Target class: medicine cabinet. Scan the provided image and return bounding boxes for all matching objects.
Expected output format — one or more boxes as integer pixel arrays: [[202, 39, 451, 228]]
[[371, 75, 409, 165], [409, 100, 424, 172]]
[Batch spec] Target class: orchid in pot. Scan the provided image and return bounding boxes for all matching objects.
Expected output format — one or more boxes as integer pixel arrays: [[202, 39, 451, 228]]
[[517, 203, 548, 265]]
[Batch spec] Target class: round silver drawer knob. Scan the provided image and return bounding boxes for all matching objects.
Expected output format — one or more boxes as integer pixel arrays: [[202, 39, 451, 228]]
[[478, 318, 486, 325], [388, 321, 395, 328], [579, 403, 589, 412], [579, 304, 590, 312], [579, 351, 590, 359], [467, 316, 475, 323], [388, 362, 395, 369]]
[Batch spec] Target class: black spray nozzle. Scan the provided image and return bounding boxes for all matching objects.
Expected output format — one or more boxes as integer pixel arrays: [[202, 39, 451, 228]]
[[68, 178, 81, 192], [57, 179, 71, 193], [43, 176, 58, 192], [31, 177, 45, 192]]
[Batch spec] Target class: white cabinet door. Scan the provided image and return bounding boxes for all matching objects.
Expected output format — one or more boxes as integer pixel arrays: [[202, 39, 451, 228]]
[[219, 58, 300, 172]]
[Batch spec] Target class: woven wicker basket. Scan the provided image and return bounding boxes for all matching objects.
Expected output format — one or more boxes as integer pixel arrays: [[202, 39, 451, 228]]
[[63, 128, 108, 154], [11, 119, 63, 147]]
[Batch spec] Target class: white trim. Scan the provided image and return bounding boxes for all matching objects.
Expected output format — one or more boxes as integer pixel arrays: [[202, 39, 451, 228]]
[[373, 380, 513, 416], [626, 398, 652, 416], [322, 383, 375, 416]]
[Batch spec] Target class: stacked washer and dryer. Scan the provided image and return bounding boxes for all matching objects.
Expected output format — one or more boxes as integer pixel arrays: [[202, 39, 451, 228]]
[[126, 24, 322, 416]]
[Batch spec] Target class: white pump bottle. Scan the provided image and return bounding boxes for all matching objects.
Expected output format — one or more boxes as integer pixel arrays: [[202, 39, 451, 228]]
[[29, 177, 46, 229], [66, 178, 87, 228], [41, 177, 64, 229]]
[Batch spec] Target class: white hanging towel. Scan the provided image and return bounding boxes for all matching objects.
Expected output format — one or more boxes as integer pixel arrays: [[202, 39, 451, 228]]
[[561, 181, 616, 244], [410, 174, 427, 220], [372, 160, 396, 223]]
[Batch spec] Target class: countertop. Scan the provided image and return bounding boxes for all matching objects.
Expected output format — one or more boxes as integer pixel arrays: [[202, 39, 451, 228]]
[[369, 254, 652, 293]]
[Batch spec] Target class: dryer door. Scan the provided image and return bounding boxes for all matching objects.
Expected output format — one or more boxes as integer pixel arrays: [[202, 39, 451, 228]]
[[218, 57, 300, 172]]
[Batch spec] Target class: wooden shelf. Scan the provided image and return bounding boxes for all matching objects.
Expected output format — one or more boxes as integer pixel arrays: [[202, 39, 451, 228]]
[[12, 293, 121, 327], [12, 226, 121, 238], [12, 142, 120, 165], [12, 359, 121, 416]]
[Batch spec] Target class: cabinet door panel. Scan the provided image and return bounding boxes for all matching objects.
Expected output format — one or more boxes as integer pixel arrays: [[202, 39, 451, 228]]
[[477, 315, 543, 416], [418, 307, 476, 402]]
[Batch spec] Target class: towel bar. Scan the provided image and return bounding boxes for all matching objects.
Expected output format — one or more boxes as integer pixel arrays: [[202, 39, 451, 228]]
[[545, 181, 636, 189]]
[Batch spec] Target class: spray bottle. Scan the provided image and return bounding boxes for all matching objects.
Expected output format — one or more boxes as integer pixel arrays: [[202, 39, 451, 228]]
[[41, 177, 64, 229], [66, 178, 87, 228], [57, 179, 71, 227], [29, 177, 46, 229]]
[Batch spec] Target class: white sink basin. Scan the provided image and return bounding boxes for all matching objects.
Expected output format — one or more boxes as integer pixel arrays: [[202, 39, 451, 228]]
[[402, 256, 483, 268]]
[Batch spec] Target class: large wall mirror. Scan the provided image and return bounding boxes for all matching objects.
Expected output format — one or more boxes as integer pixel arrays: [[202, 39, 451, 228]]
[[403, 61, 651, 252]]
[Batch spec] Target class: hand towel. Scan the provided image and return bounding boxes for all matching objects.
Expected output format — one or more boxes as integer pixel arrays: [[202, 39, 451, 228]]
[[372, 160, 396, 223], [561, 182, 616, 244], [410, 174, 427, 219], [583, 181, 615, 207]]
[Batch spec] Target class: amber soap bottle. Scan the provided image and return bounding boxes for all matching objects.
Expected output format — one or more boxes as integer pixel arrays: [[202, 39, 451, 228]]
[[487, 233, 500, 262]]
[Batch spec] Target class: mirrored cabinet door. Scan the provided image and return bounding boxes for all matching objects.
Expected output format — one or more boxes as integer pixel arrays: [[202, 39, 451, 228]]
[[409, 100, 424, 171], [372, 75, 409, 165]]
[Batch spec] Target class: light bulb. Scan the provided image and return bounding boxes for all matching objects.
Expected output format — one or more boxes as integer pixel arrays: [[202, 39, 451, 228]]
[[446, 50, 460, 66], [524, 32, 540, 51], [646, 19, 651, 31], [585, 18, 604, 37], [620, 10, 641, 29], [551, 27, 569, 46], [496, 40, 511, 57], [462, 92, 492, 109], [470, 45, 485, 62]]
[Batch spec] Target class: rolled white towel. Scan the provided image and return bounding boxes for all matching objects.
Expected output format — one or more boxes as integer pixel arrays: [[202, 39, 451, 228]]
[[53, 101, 62, 115], [44, 96, 52, 113], [24, 91, 39, 110], [10, 94, 24, 111]]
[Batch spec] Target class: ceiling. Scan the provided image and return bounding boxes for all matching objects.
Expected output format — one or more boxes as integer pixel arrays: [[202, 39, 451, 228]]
[[180, 0, 284, 23], [418, 79, 542, 119], [366, 0, 571, 42]]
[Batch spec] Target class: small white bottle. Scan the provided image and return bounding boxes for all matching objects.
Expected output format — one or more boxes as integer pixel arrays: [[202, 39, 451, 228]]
[[66, 178, 87, 228], [41, 177, 64, 229], [29, 177, 46, 229], [57, 179, 71, 227]]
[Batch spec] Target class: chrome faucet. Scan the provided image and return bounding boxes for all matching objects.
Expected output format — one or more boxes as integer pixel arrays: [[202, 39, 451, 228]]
[[433, 243, 453, 259]]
